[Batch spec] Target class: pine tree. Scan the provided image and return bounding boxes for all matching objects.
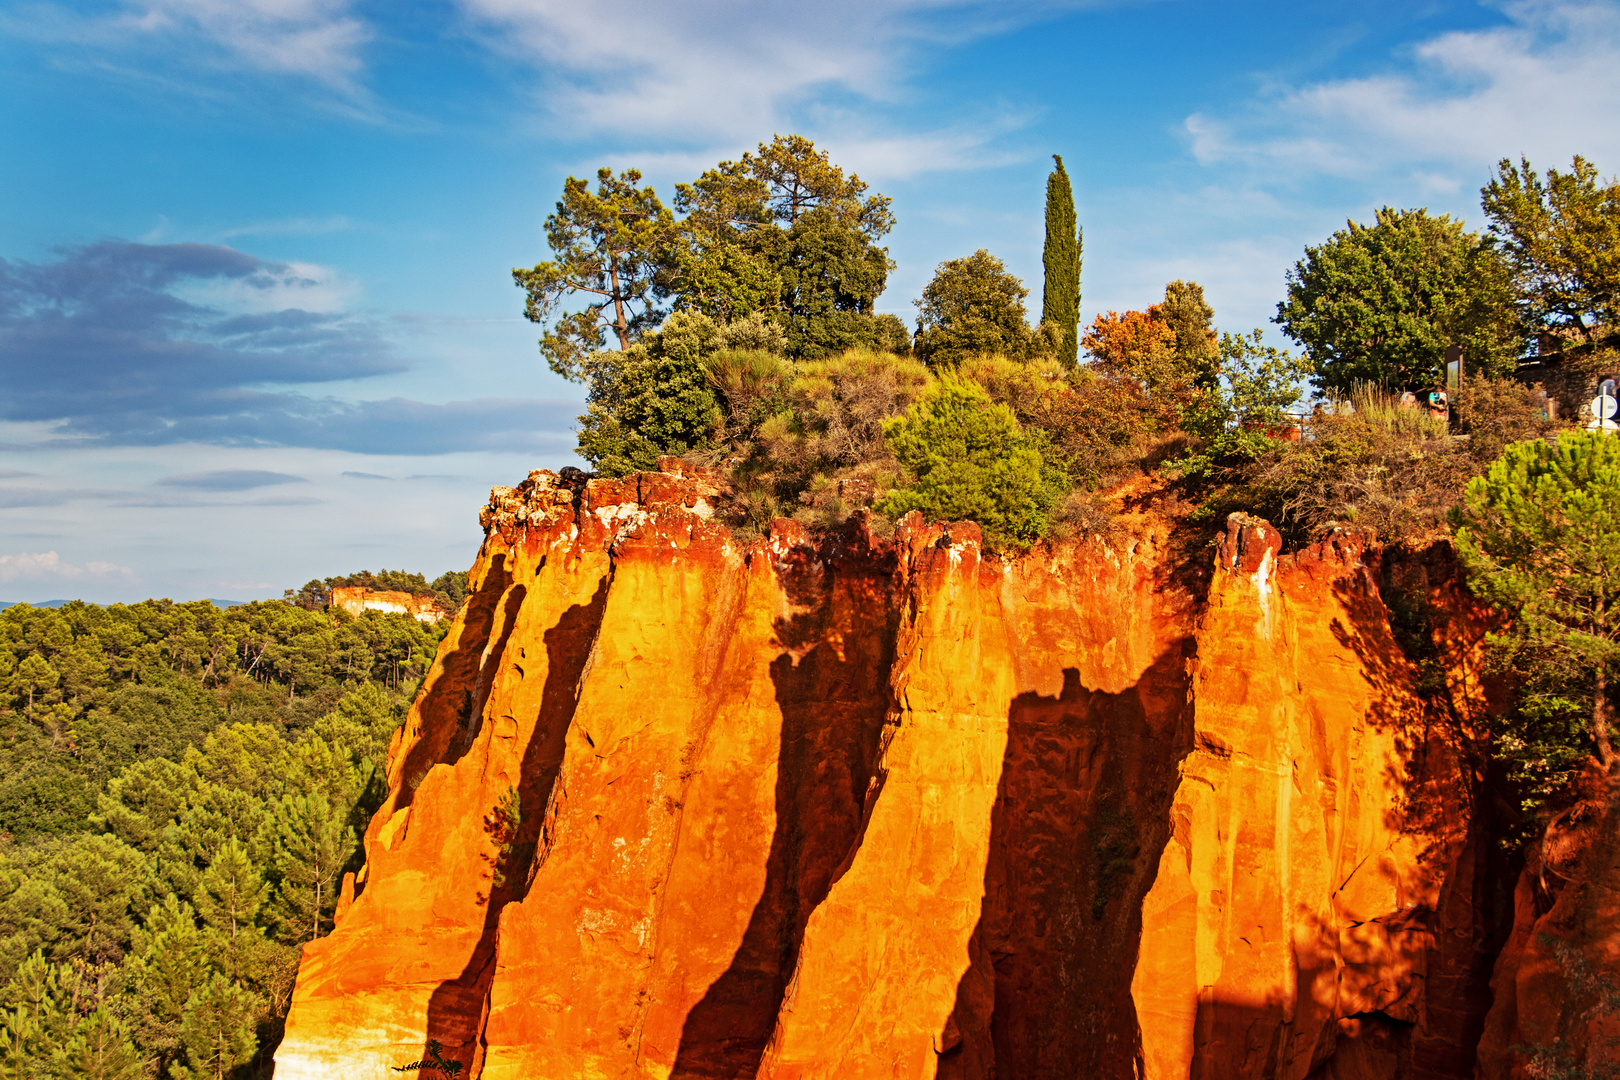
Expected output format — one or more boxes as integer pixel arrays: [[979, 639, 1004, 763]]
[[1041, 155, 1082, 371], [263, 793, 352, 943], [194, 837, 269, 986], [174, 974, 257, 1080], [56, 1008, 144, 1080], [0, 950, 72, 1077], [1454, 429, 1620, 801], [876, 372, 1066, 545], [124, 896, 212, 1071]]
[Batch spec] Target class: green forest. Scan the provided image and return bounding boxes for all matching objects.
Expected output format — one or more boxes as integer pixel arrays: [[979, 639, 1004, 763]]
[[0, 579, 459, 1078]]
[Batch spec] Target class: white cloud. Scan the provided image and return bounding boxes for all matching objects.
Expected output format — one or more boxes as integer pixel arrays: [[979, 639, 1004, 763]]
[[131, 0, 368, 85], [7, 0, 370, 91], [594, 114, 1032, 190], [219, 215, 356, 240], [0, 551, 135, 583], [455, 0, 1091, 151], [1186, 0, 1620, 180]]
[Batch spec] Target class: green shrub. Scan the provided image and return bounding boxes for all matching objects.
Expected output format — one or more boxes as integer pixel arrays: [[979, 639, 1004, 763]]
[[877, 372, 1067, 545], [703, 348, 792, 445], [1168, 330, 1311, 484], [748, 349, 931, 486]]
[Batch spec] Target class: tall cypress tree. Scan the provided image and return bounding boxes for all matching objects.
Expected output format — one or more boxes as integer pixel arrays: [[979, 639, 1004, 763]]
[[1041, 155, 1082, 370]]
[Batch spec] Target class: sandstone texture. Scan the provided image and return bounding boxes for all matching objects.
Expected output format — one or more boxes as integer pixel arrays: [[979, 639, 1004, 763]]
[[276, 466, 1558, 1079]]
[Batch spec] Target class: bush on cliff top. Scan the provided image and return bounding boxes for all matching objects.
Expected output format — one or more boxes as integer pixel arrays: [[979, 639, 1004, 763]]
[[877, 373, 1067, 545]]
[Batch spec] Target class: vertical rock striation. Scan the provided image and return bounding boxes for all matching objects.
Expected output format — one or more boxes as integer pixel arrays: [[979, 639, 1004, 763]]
[[276, 469, 1526, 1079], [1133, 518, 1508, 1080]]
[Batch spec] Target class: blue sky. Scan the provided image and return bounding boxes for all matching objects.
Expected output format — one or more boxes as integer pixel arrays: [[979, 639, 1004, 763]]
[[3, 0, 1618, 602]]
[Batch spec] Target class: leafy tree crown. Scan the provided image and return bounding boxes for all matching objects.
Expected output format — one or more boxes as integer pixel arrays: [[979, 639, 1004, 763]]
[[914, 249, 1034, 366]]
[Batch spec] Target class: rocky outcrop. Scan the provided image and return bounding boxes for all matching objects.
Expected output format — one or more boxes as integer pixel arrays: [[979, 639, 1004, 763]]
[[275, 467, 1521, 1079], [1134, 518, 1514, 1080], [329, 586, 446, 623], [1476, 772, 1620, 1079]]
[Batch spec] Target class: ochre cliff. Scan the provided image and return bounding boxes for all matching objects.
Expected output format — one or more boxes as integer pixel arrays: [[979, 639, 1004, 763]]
[[275, 465, 1533, 1079], [1475, 770, 1620, 1079]]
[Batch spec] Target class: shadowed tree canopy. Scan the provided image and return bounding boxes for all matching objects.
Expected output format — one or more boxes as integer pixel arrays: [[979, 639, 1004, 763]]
[[913, 249, 1036, 366], [1482, 155, 1620, 356], [1276, 206, 1521, 395], [513, 168, 674, 380], [571, 311, 728, 476], [1041, 154, 1081, 370]]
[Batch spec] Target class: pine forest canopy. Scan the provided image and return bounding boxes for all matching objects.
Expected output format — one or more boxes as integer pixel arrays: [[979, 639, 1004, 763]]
[[0, 577, 463, 1078]]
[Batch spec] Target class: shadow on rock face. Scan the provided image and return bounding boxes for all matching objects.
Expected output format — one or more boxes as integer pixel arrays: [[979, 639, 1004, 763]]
[[416, 572, 609, 1074], [668, 533, 899, 1080], [940, 648, 1193, 1080]]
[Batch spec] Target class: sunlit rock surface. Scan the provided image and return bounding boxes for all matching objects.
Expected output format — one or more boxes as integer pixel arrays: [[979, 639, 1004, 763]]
[[276, 465, 1555, 1080]]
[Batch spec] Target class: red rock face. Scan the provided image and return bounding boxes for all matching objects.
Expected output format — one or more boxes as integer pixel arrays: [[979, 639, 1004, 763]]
[[276, 471, 1524, 1080], [1476, 775, 1620, 1080]]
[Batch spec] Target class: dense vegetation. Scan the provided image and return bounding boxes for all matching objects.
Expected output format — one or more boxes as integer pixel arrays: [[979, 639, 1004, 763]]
[[523, 141, 1620, 834], [0, 578, 456, 1077], [515, 144, 1614, 553], [1454, 430, 1620, 811]]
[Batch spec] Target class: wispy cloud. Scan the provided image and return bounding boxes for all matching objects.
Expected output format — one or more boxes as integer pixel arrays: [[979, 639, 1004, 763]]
[[0, 550, 135, 583], [1185, 1, 1620, 182], [218, 215, 356, 240], [7, 0, 371, 91], [0, 487, 117, 508], [456, 0, 1094, 159], [155, 468, 306, 490]]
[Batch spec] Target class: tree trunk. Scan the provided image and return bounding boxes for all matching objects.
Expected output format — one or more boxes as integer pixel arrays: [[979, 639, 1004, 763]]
[[1595, 669, 1617, 771], [609, 258, 630, 350]]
